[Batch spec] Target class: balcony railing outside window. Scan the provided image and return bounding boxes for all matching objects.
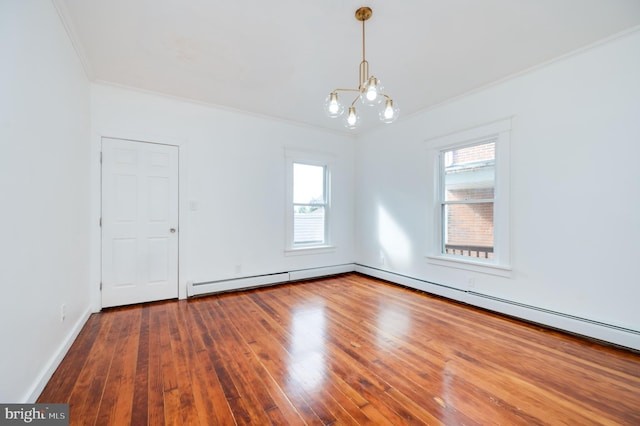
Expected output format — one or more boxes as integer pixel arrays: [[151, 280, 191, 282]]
[[445, 244, 493, 259]]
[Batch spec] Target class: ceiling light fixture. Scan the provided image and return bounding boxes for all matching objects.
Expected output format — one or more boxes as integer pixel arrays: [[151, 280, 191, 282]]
[[324, 6, 398, 129]]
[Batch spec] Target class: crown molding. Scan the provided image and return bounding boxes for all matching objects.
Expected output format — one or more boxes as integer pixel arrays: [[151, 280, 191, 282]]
[[50, 0, 94, 80]]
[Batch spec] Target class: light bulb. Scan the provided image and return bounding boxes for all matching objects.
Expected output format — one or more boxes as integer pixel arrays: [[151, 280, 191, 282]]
[[344, 106, 360, 129], [366, 86, 378, 102], [324, 92, 344, 118], [360, 76, 384, 106], [379, 99, 399, 124]]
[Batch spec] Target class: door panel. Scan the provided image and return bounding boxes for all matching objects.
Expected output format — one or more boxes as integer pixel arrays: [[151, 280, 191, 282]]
[[102, 138, 179, 308]]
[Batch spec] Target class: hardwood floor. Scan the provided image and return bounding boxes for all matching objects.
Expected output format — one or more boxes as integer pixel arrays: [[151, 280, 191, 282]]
[[39, 273, 640, 425]]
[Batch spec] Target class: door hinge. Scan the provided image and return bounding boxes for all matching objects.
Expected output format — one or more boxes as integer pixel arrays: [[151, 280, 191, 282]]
[[100, 282, 102, 290], [99, 217, 102, 227], [100, 152, 103, 164]]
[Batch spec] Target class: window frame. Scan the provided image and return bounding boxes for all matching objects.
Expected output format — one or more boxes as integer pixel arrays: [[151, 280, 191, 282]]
[[426, 118, 512, 276], [285, 149, 335, 255]]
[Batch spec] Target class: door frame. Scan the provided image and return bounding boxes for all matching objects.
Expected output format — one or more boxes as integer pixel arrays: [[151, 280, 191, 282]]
[[91, 132, 188, 312]]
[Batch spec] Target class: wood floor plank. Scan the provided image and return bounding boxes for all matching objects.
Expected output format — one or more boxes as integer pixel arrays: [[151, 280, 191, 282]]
[[147, 303, 166, 426], [165, 302, 199, 426], [130, 305, 150, 426], [94, 308, 140, 426], [38, 314, 103, 403], [39, 273, 640, 425]]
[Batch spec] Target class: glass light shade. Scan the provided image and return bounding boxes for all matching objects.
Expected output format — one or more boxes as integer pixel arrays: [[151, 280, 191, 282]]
[[324, 92, 344, 118], [343, 106, 360, 129], [360, 76, 384, 106], [379, 99, 399, 124]]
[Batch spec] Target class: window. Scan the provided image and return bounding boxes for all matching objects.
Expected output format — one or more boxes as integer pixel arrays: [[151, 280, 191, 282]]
[[293, 163, 327, 246], [441, 140, 496, 259], [285, 150, 333, 253], [426, 118, 511, 274]]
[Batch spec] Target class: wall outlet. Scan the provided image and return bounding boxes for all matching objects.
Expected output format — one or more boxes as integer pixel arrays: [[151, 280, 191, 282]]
[[61, 304, 66, 322]]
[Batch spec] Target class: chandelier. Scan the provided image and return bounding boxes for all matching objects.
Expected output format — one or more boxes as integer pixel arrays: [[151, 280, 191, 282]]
[[324, 6, 399, 129]]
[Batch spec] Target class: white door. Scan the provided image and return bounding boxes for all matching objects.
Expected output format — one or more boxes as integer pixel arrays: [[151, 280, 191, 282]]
[[101, 138, 179, 308]]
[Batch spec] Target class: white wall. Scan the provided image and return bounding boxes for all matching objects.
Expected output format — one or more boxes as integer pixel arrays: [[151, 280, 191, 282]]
[[90, 84, 355, 306], [0, 1, 92, 402], [356, 30, 640, 349]]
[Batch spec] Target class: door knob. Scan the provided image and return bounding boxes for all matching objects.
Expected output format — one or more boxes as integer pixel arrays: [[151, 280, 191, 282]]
[[170, 228, 176, 233]]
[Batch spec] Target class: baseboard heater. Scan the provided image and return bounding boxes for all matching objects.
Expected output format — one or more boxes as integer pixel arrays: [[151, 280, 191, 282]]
[[188, 263, 355, 297], [355, 264, 640, 351]]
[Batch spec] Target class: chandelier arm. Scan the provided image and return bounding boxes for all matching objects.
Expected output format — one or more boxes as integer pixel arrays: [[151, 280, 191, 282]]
[[332, 88, 360, 93], [350, 95, 360, 107]]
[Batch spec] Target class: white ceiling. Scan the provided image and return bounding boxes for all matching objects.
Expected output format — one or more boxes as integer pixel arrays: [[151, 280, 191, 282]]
[[55, 0, 640, 133]]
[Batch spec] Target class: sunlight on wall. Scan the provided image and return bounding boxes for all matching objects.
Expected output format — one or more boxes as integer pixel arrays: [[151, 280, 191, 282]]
[[377, 204, 413, 268]]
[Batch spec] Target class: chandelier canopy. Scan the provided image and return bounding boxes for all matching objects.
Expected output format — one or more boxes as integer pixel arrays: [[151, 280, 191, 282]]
[[324, 7, 398, 129]]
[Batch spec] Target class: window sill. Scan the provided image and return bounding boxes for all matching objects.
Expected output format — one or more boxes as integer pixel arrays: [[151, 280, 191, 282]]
[[426, 255, 512, 277], [285, 245, 336, 256]]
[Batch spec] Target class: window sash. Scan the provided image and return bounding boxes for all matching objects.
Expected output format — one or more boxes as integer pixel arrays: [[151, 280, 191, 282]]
[[293, 205, 327, 244], [440, 202, 495, 255], [293, 163, 327, 204]]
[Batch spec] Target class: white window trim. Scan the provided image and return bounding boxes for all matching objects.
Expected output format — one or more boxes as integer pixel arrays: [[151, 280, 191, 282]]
[[285, 148, 336, 254], [425, 118, 512, 275], [284, 245, 336, 256]]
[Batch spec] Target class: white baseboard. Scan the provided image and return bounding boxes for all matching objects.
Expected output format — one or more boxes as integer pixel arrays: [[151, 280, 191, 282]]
[[188, 264, 356, 297], [26, 306, 92, 403], [189, 272, 290, 296], [355, 264, 640, 351], [289, 264, 355, 281]]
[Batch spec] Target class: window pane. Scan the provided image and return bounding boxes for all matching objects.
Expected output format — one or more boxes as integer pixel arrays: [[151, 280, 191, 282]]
[[444, 142, 495, 201], [294, 163, 325, 204], [294, 206, 325, 245], [443, 203, 494, 259]]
